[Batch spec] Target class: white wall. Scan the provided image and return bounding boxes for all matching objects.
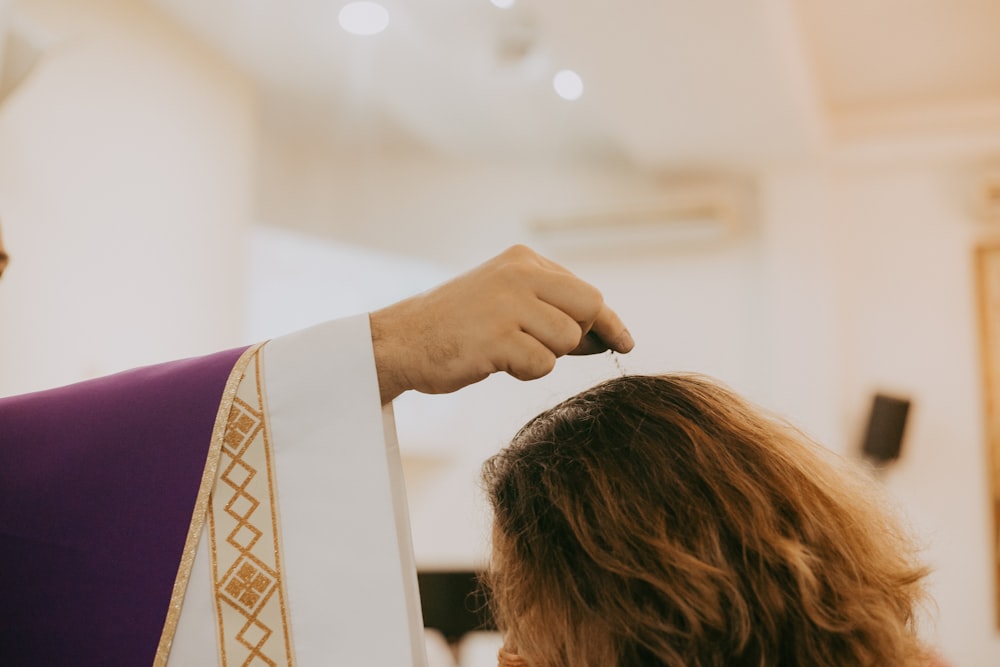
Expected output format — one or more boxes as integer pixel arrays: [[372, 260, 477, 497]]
[[826, 154, 1000, 665], [0, 0, 256, 396], [0, 1, 9, 65]]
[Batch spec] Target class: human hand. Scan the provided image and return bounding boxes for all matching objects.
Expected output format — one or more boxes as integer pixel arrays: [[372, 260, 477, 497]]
[[369, 245, 633, 404]]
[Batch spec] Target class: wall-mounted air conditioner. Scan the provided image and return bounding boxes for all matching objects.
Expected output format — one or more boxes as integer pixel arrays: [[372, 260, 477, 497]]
[[528, 178, 754, 256]]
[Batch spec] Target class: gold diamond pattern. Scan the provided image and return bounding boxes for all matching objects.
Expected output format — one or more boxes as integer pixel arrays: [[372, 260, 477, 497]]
[[223, 403, 261, 457], [222, 558, 275, 612], [208, 354, 293, 667]]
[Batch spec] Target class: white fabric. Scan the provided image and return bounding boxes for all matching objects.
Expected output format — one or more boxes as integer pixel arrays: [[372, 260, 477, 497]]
[[168, 522, 217, 663], [169, 314, 427, 666]]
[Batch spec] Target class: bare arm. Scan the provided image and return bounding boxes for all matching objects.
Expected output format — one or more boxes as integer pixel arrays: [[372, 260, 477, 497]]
[[370, 245, 634, 404]]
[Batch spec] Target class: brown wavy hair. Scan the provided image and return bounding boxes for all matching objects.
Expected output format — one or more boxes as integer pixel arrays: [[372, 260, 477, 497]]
[[481, 374, 930, 667]]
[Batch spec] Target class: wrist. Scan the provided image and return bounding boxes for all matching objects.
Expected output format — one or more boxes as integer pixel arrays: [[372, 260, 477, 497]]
[[369, 310, 408, 405]]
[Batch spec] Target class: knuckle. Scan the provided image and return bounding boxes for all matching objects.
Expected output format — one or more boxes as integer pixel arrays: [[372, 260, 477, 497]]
[[582, 282, 604, 309], [556, 321, 584, 354], [497, 259, 537, 286], [537, 352, 558, 376], [529, 349, 557, 378], [509, 349, 556, 381], [504, 244, 535, 260]]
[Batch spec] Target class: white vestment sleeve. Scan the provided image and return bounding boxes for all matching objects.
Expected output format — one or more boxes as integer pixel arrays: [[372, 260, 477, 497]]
[[169, 314, 428, 666]]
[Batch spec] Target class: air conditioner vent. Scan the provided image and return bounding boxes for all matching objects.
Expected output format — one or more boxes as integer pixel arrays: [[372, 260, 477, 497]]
[[528, 179, 753, 255]]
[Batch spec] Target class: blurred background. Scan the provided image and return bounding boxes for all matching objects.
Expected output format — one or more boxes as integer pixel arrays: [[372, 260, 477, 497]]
[[2, 0, 1000, 664]]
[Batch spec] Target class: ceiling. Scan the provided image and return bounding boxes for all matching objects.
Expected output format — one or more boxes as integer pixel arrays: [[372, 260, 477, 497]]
[[62, 0, 1000, 168]]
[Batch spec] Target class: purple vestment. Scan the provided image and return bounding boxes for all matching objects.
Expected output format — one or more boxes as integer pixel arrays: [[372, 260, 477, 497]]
[[0, 346, 249, 666]]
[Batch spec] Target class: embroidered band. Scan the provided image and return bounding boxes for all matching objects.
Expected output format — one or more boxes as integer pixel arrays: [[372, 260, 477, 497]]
[[209, 348, 295, 666]]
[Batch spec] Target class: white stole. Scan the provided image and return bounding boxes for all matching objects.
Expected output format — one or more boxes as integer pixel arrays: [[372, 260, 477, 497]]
[[166, 314, 427, 666]]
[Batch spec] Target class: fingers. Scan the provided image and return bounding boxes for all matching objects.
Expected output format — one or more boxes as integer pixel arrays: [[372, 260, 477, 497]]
[[496, 245, 634, 356], [530, 267, 633, 355], [519, 300, 589, 357]]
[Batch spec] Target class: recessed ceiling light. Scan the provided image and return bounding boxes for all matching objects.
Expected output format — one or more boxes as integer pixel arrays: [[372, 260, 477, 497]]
[[338, 2, 390, 36], [553, 69, 583, 101], [491, 0, 517, 8]]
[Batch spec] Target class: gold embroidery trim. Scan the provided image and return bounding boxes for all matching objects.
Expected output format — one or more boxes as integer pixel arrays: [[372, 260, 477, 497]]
[[154, 343, 264, 666], [208, 348, 295, 666]]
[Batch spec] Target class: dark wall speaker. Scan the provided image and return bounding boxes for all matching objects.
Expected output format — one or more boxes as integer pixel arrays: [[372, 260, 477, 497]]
[[861, 393, 911, 464]]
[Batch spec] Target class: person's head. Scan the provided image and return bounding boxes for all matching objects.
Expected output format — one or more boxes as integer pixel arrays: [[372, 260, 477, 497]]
[[482, 374, 930, 667]]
